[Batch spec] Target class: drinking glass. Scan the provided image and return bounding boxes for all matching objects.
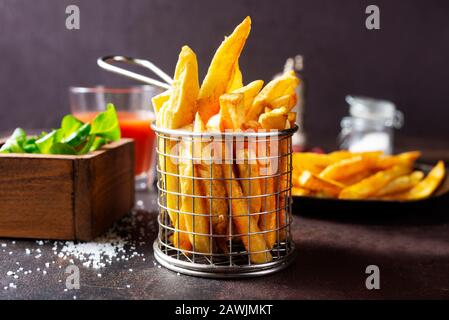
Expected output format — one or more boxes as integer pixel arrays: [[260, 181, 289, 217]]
[[69, 85, 161, 190]]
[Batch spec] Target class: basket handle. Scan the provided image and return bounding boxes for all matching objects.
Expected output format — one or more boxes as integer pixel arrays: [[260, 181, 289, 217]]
[[97, 55, 173, 90]]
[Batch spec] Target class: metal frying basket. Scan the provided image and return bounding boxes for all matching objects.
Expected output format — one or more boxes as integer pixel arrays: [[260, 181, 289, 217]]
[[96, 55, 297, 277], [152, 125, 297, 278]]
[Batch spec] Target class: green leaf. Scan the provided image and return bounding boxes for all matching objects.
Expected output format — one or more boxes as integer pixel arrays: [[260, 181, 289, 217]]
[[22, 138, 39, 153], [77, 135, 95, 155], [49, 143, 77, 155], [36, 130, 57, 154], [61, 123, 91, 147], [90, 104, 121, 142], [89, 137, 106, 152], [0, 128, 27, 153], [60, 115, 84, 139]]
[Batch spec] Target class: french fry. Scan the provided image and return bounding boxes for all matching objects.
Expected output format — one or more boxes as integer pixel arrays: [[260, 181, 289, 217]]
[[178, 135, 211, 254], [152, 89, 171, 116], [246, 70, 299, 122], [219, 93, 245, 130], [406, 161, 445, 200], [223, 164, 272, 264], [269, 93, 297, 111], [338, 169, 377, 186], [376, 151, 421, 169], [242, 120, 261, 131], [287, 112, 296, 127], [226, 61, 243, 92], [205, 113, 224, 132], [298, 170, 344, 198], [231, 80, 264, 113], [319, 154, 379, 181], [197, 17, 251, 122], [193, 113, 229, 252], [258, 107, 289, 130], [236, 148, 262, 223], [156, 46, 199, 251], [373, 171, 424, 198], [292, 187, 313, 196], [257, 143, 279, 249], [339, 165, 412, 199]]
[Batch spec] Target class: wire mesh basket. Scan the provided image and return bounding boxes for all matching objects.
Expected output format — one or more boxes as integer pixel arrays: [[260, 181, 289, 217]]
[[152, 124, 297, 278]]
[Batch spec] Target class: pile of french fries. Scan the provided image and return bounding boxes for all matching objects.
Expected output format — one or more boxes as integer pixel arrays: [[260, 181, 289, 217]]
[[292, 150, 446, 201], [152, 17, 299, 264]]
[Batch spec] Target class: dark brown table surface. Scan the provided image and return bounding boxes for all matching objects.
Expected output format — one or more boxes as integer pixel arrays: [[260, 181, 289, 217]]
[[1, 139, 449, 300]]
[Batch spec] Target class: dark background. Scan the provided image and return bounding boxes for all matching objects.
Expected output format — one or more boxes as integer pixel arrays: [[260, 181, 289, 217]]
[[1, 0, 448, 149]]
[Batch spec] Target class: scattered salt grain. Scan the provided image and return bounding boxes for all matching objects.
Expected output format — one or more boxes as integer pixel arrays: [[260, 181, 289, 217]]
[[9, 283, 16, 289], [25, 249, 31, 255]]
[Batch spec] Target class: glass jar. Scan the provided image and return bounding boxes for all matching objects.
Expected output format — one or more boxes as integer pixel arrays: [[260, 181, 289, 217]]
[[339, 95, 403, 155]]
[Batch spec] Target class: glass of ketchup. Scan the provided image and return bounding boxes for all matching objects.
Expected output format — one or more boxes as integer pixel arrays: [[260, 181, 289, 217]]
[[69, 86, 161, 191]]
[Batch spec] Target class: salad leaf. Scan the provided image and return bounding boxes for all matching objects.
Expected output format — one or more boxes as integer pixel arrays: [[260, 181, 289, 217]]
[[90, 103, 121, 141], [89, 137, 106, 152], [36, 130, 57, 154], [49, 143, 77, 155], [62, 123, 91, 147], [0, 105, 121, 155], [60, 115, 84, 139], [0, 128, 27, 153]]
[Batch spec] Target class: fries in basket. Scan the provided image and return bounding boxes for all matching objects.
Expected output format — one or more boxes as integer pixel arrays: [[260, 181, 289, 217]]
[[291, 150, 446, 201], [153, 17, 299, 264]]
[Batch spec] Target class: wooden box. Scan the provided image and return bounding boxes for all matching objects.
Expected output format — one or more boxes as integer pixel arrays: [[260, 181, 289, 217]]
[[0, 139, 135, 240]]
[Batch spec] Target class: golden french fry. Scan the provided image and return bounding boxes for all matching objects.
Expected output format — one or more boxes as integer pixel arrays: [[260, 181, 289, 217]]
[[339, 165, 412, 199], [226, 61, 243, 92], [292, 187, 312, 196], [373, 171, 424, 198], [157, 46, 199, 129], [338, 169, 377, 186], [231, 80, 264, 113], [242, 120, 261, 131], [278, 128, 291, 240], [219, 93, 245, 130], [223, 164, 272, 264], [376, 151, 421, 169], [205, 113, 224, 132], [269, 93, 297, 111], [246, 70, 299, 122], [197, 17, 251, 122], [236, 148, 262, 223], [258, 106, 289, 130], [156, 46, 199, 251], [298, 171, 344, 198], [319, 154, 379, 181], [406, 161, 445, 200], [287, 112, 296, 127], [258, 145, 279, 249], [193, 113, 229, 252], [152, 89, 171, 116], [178, 136, 211, 254]]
